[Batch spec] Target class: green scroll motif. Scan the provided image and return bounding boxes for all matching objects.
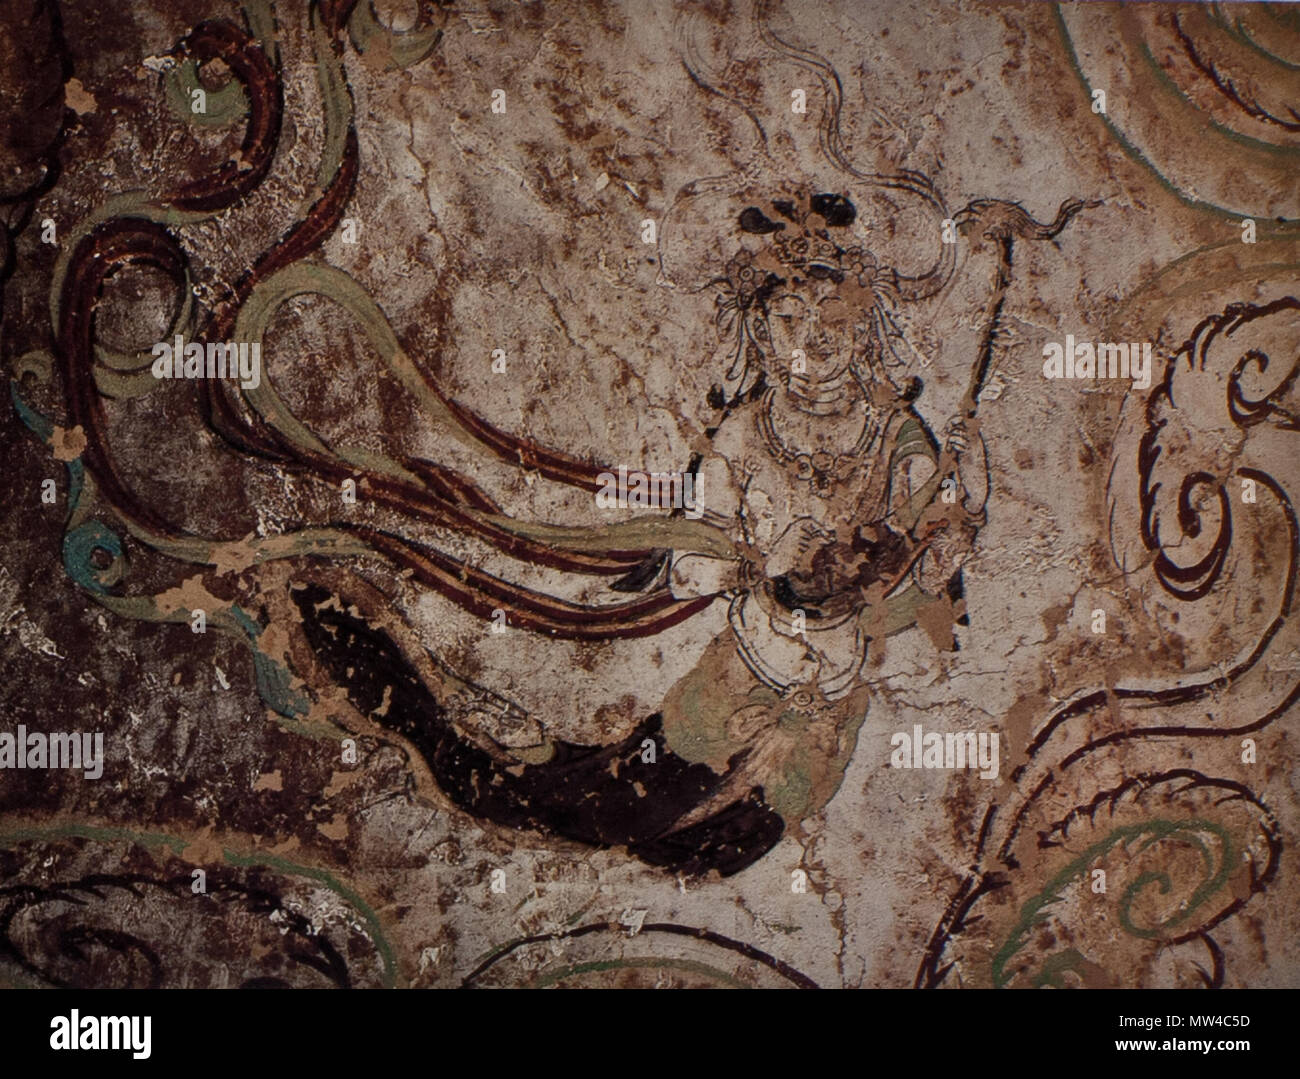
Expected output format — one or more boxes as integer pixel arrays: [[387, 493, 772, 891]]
[[992, 818, 1235, 988], [348, 1, 444, 72]]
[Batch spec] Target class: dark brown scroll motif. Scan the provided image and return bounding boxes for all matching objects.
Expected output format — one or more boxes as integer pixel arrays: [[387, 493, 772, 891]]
[[918, 300, 1299, 988]]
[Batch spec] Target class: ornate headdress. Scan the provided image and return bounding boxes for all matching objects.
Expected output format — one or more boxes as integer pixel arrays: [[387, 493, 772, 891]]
[[713, 191, 911, 393], [721, 192, 895, 300]]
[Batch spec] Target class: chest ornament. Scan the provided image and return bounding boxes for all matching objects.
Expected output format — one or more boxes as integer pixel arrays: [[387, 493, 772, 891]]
[[756, 389, 877, 498]]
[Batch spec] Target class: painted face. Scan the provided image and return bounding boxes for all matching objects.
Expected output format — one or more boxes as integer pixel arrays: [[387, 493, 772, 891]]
[[755, 276, 860, 381]]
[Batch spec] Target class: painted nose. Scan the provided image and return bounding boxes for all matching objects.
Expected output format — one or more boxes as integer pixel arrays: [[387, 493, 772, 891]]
[[807, 319, 833, 350]]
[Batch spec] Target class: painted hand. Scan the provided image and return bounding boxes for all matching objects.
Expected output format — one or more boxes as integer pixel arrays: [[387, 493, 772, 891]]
[[943, 416, 972, 457], [765, 517, 836, 580], [941, 417, 989, 515]]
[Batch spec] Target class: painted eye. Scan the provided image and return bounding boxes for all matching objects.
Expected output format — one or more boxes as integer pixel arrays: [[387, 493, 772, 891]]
[[770, 296, 808, 321]]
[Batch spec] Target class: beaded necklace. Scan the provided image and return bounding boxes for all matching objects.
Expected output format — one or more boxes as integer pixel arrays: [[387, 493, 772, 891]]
[[756, 387, 879, 498]]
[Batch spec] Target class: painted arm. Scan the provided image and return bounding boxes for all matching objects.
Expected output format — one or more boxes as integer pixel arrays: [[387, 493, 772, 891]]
[[888, 415, 987, 594], [667, 450, 758, 598]]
